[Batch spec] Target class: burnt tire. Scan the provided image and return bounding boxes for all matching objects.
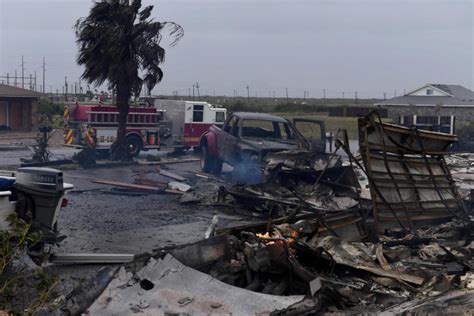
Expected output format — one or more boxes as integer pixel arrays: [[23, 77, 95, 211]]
[[201, 145, 217, 173], [127, 135, 142, 157]]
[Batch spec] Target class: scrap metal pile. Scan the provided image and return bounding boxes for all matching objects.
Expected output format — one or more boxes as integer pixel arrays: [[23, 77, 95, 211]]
[[79, 112, 474, 314], [194, 111, 473, 313], [84, 218, 474, 315], [202, 218, 474, 313]]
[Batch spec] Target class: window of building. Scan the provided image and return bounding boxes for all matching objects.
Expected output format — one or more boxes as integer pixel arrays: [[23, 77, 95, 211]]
[[192, 104, 204, 122], [426, 89, 433, 95]]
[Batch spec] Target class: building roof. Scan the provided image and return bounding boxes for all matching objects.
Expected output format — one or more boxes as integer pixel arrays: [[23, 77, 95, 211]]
[[0, 84, 44, 98], [430, 84, 474, 100], [376, 84, 474, 107]]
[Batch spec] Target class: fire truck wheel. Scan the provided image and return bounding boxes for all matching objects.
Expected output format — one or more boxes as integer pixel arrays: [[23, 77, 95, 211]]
[[201, 145, 217, 173], [127, 135, 143, 157]]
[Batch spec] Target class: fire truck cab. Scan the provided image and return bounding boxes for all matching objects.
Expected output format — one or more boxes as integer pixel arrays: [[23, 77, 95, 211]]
[[153, 100, 227, 150], [64, 100, 226, 156]]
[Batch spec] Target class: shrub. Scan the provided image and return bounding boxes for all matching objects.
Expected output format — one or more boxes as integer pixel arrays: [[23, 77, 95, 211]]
[[73, 147, 97, 168]]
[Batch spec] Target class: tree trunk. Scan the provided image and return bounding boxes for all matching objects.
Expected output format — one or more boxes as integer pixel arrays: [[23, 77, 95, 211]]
[[110, 83, 131, 161]]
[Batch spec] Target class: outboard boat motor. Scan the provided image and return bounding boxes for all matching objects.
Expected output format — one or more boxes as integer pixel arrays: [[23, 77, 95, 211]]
[[13, 167, 73, 263]]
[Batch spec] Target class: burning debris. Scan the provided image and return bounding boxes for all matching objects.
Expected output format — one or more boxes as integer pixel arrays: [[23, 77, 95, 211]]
[[82, 216, 473, 315]]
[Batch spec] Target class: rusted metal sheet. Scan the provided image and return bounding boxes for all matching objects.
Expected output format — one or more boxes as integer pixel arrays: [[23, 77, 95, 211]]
[[359, 112, 468, 232]]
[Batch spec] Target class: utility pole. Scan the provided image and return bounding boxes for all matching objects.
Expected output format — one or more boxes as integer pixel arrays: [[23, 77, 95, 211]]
[[246, 85, 250, 103], [383, 92, 387, 100], [6, 73, 9, 85], [195, 82, 200, 99], [34, 71, 37, 91], [21, 56, 25, 89], [42, 57, 46, 93], [323, 89, 326, 104], [14, 70, 17, 87], [65, 76, 68, 100], [286, 88, 289, 105], [342, 91, 345, 99]]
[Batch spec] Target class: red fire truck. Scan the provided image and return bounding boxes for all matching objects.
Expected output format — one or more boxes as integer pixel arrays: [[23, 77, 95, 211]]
[[63, 100, 226, 156]]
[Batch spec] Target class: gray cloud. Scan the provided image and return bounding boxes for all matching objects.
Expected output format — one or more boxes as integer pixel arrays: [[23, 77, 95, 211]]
[[0, 0, 472, 98]]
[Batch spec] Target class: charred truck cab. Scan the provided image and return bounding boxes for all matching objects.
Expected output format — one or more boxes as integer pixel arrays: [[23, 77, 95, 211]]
[[200, 112, 328, 183]]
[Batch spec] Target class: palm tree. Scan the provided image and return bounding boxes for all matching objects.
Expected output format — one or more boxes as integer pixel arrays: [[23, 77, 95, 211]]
[[75, 0, 183, 159]]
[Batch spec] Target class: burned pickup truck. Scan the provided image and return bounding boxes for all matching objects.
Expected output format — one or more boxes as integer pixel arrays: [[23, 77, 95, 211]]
[[199, 112, 328, 181]]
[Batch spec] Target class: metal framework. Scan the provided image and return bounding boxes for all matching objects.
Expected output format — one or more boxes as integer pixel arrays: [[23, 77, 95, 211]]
[[359, 112, 469, 232]]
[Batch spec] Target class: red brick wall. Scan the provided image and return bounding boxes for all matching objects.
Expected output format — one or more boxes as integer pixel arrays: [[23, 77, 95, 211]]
[[0, 97, 37, 131]]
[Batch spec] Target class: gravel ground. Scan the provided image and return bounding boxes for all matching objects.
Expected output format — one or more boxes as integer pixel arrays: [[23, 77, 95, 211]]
[[1, 146, 257, 312], [58, 161, 252, 254]]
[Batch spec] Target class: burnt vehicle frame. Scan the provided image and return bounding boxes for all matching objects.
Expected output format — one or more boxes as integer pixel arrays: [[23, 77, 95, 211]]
[[200, 112, 328, 178]]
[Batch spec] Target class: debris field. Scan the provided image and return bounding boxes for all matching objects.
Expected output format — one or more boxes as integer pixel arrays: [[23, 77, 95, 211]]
[[38, 112, 473, 315]]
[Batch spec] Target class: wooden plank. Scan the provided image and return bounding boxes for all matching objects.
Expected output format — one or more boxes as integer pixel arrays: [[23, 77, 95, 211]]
[[159, 169, 187, 182], [165, 188, 185, 195], [138, 158, 200, 165], [133, 178, 168, 188], [91, 179, 163, 192]]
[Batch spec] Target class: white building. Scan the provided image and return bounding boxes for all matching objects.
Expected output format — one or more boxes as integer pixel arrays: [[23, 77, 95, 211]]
[[375, 83, 474, 134]]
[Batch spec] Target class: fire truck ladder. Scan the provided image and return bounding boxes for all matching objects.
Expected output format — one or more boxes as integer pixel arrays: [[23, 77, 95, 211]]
[[86, 110, 164, 126]]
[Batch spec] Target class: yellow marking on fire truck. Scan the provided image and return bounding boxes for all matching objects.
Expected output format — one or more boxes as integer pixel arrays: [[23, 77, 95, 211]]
[[183, 136, 200, 143], [63, 106, 69, 120], [64, 129, 74, 145], [85, 127, 95, 148]]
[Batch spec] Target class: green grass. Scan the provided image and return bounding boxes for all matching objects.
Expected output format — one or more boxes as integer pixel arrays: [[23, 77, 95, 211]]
[[274, 111, 392, 140]]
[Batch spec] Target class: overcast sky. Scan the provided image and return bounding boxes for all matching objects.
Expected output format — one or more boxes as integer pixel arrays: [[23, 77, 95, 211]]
[[0, 0, 472, 98]]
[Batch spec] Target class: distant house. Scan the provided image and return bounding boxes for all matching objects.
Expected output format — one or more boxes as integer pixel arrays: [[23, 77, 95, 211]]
[[0, 84, 43, 131], [375, 84, 474, 134]]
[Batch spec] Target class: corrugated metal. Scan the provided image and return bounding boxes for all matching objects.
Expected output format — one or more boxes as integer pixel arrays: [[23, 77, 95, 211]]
[[359, 112, 469, 232]]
